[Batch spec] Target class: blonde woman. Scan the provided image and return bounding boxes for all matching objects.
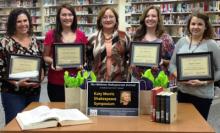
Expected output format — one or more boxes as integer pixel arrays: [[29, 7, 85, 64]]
[[120, 91, 131, 106]]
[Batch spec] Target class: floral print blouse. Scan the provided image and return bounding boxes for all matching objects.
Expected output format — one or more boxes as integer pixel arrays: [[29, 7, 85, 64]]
[[131, 33, 174, 80], [0, 35, 44, 95]]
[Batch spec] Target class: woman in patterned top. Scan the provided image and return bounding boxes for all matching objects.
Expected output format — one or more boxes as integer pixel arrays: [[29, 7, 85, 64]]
[[86, 7, 130, 81], [130, 5, 174, 86], [0, 8, 45, 124]]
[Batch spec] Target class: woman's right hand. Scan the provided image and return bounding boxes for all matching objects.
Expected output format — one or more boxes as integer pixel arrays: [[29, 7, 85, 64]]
[[129, 64, 136, 74], [50, 63, 63, 71], [43, 55, 63, 71], [16, 78, 35, 88]]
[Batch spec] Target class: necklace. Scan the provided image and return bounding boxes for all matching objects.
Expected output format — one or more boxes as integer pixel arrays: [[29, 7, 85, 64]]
[[104, 35, 113, 40], [189, 36, 203, 53]]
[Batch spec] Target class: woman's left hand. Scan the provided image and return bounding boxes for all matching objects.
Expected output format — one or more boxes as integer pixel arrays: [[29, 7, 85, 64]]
[[151, 65, 159, 71], [30, 83, 41, 89], [151, 59, 166, 71], [185, 80, 208, 86]]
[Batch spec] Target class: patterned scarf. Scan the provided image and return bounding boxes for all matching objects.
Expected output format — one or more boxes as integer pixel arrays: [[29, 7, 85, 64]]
[[87, 30, 130, 81]]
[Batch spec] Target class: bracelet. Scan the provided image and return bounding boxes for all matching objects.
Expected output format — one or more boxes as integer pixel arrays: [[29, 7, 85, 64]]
[[15, 81, 19, 91], [203, 81, 208, 85]]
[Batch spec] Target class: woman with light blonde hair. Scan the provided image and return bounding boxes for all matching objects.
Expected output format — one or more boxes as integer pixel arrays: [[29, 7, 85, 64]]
[[120, 91, 131, 106]]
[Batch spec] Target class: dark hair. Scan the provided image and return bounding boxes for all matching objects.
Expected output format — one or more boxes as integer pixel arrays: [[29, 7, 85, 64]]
[[186, 11, 215, 39], [96, 6, 119, 30], [6, 8, 33, 36], [133, 5, 164, 41], [54, 4, 77, 42]]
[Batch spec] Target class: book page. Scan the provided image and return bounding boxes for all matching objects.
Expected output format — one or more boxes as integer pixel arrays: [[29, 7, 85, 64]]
[[51, 108, 89, 122], [17, 106, 58, 126]]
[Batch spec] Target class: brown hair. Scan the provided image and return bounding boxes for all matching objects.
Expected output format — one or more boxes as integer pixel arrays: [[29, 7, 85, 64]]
[[96, 6, 119, 30], [133, 5, 164, 41], [6, 8, 33, 36], [186, 11, 215, 39], [54, 4, 77, 42]]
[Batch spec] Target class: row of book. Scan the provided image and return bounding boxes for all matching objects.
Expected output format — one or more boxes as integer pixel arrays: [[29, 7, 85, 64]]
[[32, 17, 41, 24], [165, 14, 220, 25], [43, 0, 115, 6], [75, 6, 102, 15], [160, 1, 220, 13], [44, 8, 57, 16], [163, 15, 188, 25], [73, 0, 115, 5], [45, 16, 56, 24], [126, 26, 220, 39], [151, 87, 177, 124], [33, 25, 42, 33], [77, 16, 97, 24], [0, 0, 40, 8], [126, 1, 220, 14], [78, 26, 96, 36]]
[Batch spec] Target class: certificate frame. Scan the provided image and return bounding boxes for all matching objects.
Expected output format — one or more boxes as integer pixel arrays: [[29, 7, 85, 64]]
[[130, 41, 161, 67], [176, 52, 214, 81], [53, 43, 84, 69], [6, 54, 42, 82]]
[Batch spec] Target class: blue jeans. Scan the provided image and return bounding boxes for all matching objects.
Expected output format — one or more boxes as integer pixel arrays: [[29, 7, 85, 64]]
[[1, 92, 40, 124]]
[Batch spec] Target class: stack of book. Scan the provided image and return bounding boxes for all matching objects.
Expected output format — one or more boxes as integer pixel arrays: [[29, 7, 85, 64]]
[[151, 87, 177, 124]]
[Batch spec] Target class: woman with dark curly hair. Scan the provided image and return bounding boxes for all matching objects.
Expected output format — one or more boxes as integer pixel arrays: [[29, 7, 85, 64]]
[[0, 8, 45, 124]]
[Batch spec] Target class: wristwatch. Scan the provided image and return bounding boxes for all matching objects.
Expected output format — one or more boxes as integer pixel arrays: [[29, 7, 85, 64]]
[[15, 81, 19, 91]]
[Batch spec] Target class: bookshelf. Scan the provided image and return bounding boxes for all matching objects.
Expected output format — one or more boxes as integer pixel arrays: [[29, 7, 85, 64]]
[[0, 0, 42, 38], [1, 0, 220, 40], [0, 0, 118, 39], [43, 0, 118, 36], [126, 0, 220, 41]]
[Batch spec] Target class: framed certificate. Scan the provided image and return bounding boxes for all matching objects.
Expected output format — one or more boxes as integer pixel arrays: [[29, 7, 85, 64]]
[[53, 43, 84, 69], [130, 41, 161, 67], [6, 54, 42, 82], [176, 52, 214, 81]]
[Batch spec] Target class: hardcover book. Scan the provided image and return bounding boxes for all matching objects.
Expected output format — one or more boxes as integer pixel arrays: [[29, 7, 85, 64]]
[[165, 92, 177, 123], [151, 87, 163, 121], [16, 105, 92, 130]]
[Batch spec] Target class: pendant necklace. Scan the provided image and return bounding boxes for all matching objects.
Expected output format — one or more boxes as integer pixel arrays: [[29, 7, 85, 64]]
[[104, 34, 113, 43], [189, 36, 203, 53]]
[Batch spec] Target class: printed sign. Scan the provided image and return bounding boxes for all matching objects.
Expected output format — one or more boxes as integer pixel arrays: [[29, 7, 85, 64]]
[[87, 82, 139, 116]]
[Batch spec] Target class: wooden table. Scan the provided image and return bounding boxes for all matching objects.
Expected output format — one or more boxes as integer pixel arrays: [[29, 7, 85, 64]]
[[1, 102, 215, 133]]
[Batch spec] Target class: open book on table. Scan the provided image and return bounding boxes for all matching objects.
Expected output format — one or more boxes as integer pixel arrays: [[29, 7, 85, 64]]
[[16, 105, 92, 130]]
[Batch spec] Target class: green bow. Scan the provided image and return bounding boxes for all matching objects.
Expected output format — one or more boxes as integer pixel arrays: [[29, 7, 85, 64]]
[[64, 70, 97, 88], [142, 69, 169, 88]]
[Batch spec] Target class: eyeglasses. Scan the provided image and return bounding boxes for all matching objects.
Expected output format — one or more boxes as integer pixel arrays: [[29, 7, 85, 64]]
[[102, 15, 115, 20], [61, 13, 73, 17]]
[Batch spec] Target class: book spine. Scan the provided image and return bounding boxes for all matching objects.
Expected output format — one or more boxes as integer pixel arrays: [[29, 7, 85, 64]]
[[160, 94, 166, 123], [204, 1, 208, 11], [151, 87, 163, 122], [151, 89, 156, 121], [170, 93, 177, 123], [218, 1, 220, 11], [155, 94, 161, 122], [165, 95, 170, 124]]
